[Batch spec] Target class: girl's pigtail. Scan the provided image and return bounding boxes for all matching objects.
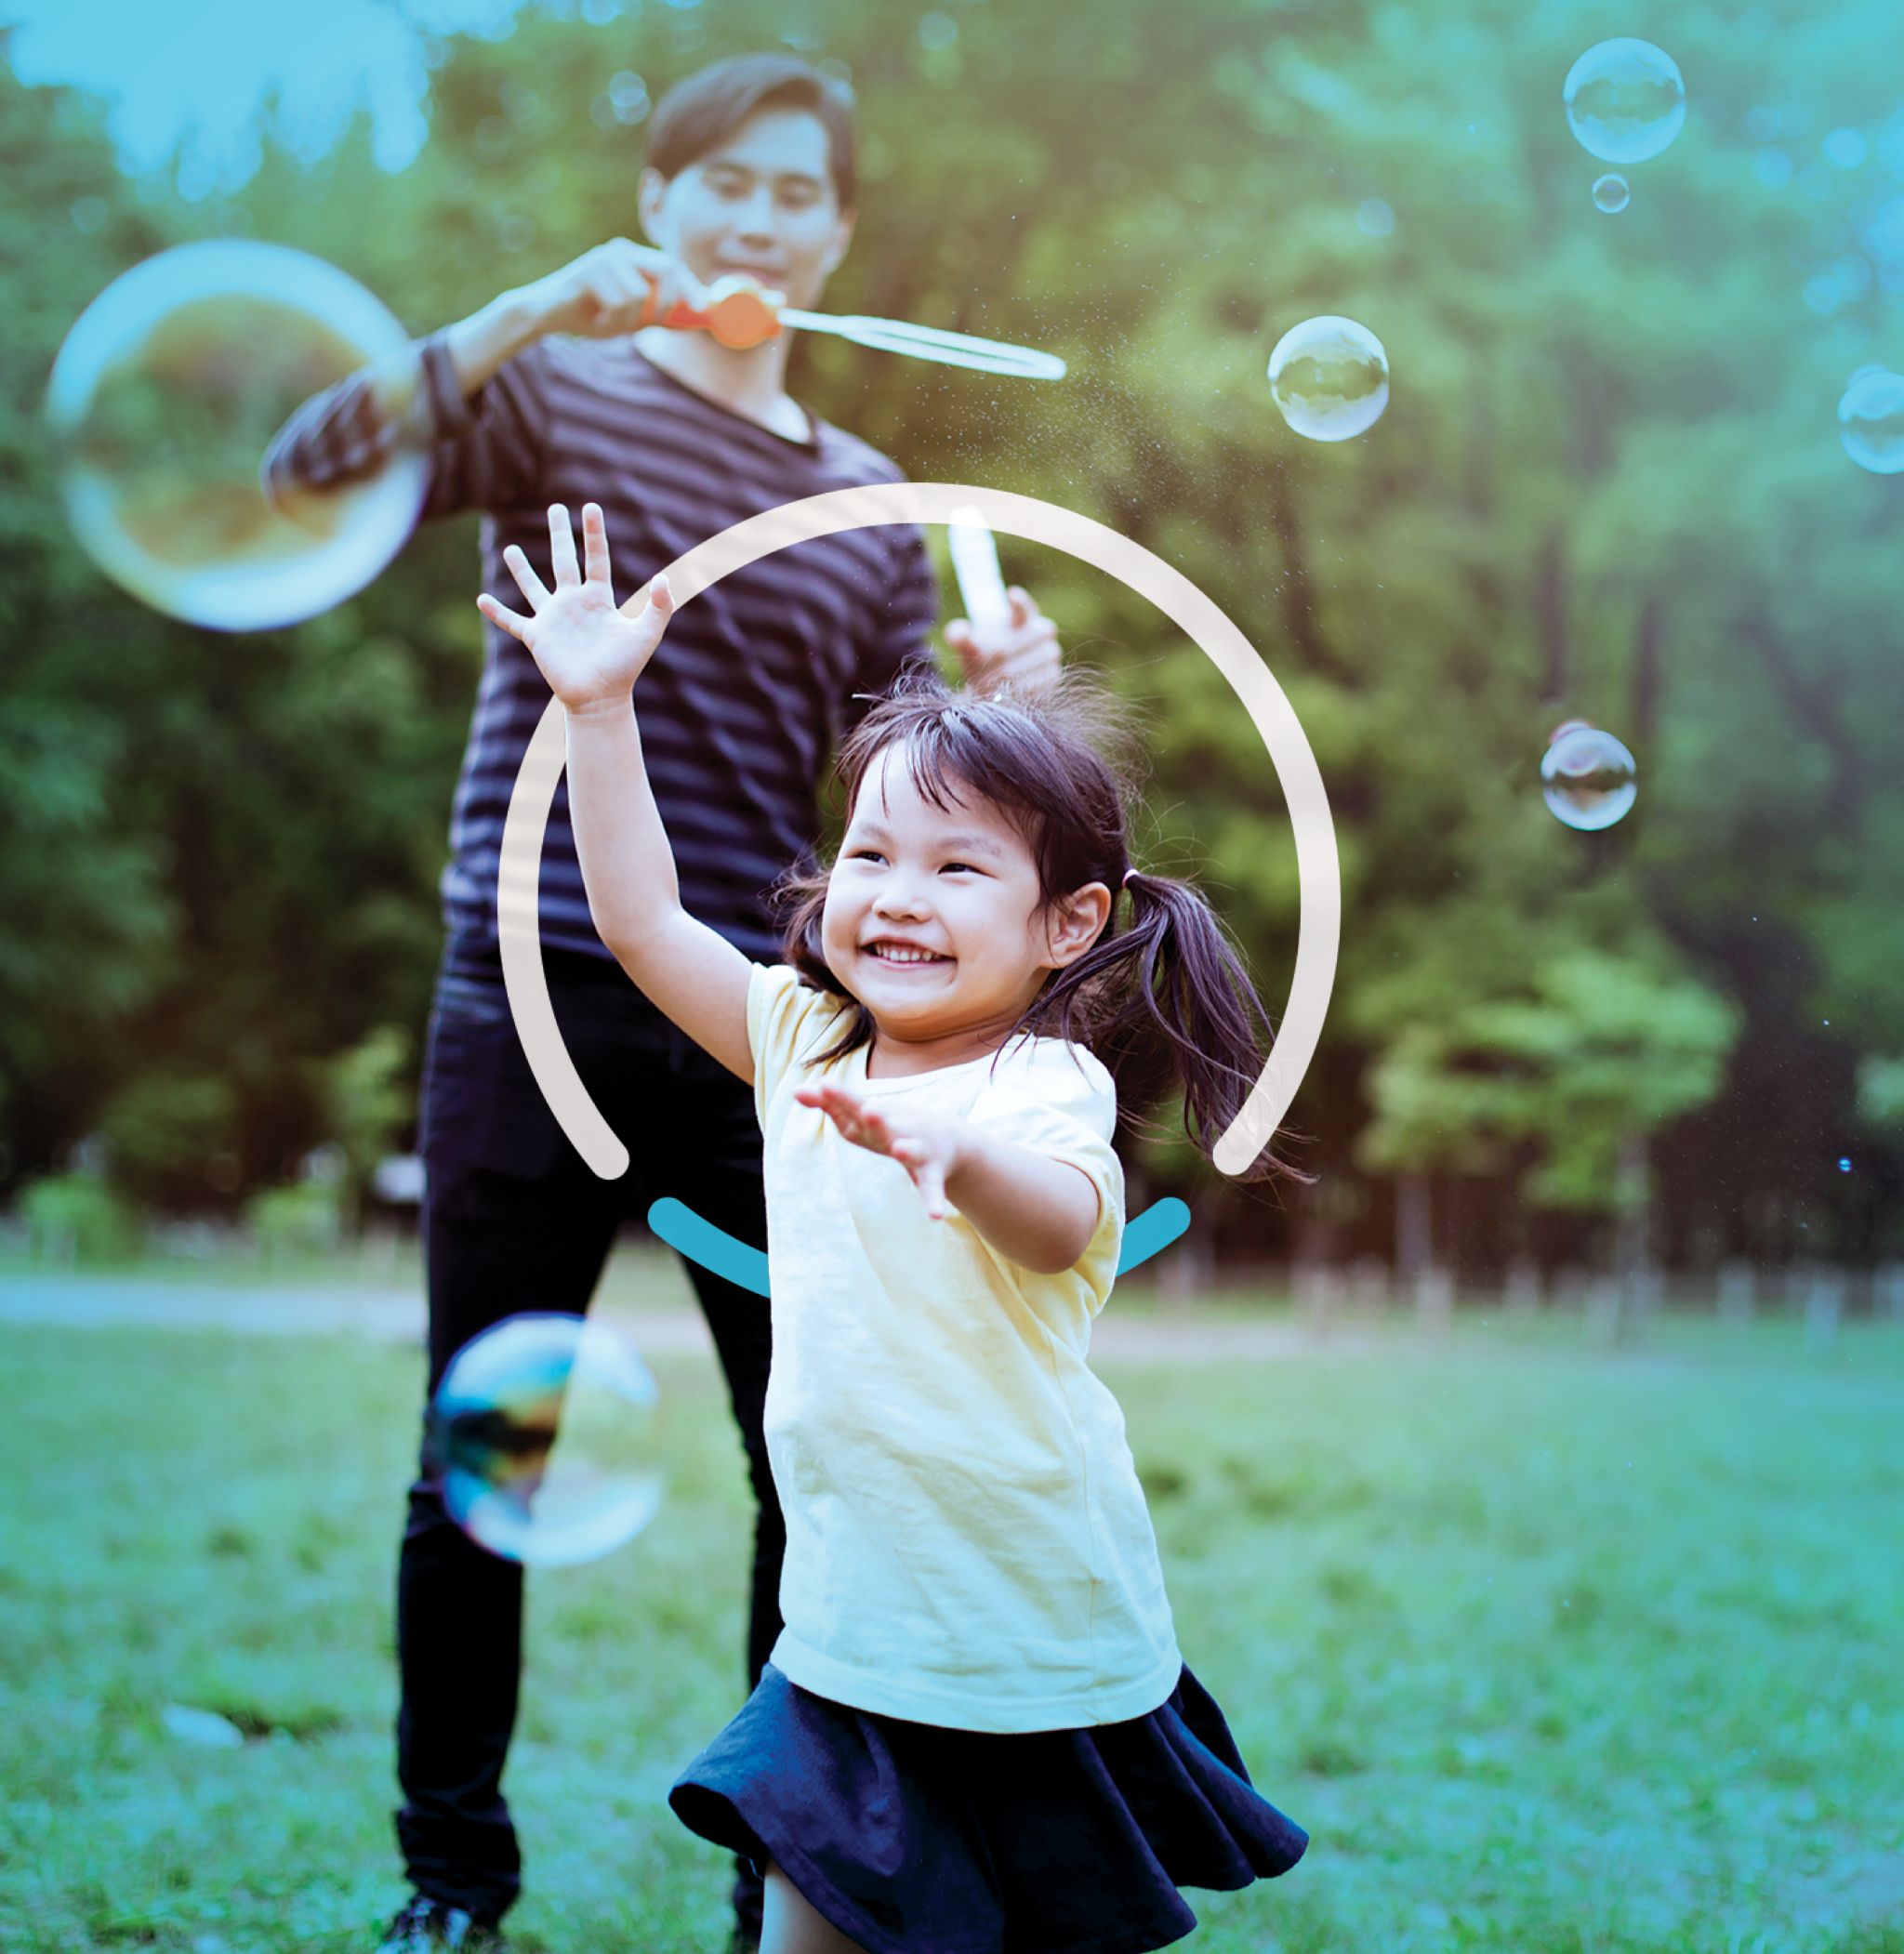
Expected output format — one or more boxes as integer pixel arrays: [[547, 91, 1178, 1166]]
[[1035, 869, 1311, 1186]]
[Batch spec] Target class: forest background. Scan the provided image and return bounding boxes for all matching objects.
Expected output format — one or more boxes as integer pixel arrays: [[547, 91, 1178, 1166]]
[[5, 0, 1901, 1291]]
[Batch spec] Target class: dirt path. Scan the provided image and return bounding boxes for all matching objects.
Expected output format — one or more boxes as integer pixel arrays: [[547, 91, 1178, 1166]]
[[0, 1272, 1359, 1361]]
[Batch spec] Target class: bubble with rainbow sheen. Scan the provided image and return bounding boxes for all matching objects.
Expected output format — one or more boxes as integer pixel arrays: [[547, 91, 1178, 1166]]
[[1266, 315, 1389, 442], [1563, 39, 1686, 166], [430, 1314, 665, 1567], [1541, 721, 1638, 832], [1593, 173, 1631, 214], [1837, 367, 1904, 475], [45, 241, 426, 632]]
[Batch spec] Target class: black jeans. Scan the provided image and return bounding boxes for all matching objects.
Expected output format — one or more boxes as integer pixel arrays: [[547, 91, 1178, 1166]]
[[396, 947, 782, 1935]]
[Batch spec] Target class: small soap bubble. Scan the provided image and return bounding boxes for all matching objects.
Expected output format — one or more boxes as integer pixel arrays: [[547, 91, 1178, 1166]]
[[1838, 1156, 1852, 1173], [1563, 39, 1686, 165], [1593, 173, 1631, 214], [1355, 198, 1395, 237], [1540, 721, 1638, 831], [1822, 127, 1867, 169], [1754, 149, 1794, 189], [430, 1314, 665, 1568], [608, 70, 649, 123], [1837, 367, 1904, 474], [45, 241, 427, 632], [1266, 315, 1389, 442]]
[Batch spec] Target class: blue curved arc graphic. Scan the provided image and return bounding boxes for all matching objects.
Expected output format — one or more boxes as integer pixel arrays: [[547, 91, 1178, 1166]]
[[648, 1196, 1193, 1298]]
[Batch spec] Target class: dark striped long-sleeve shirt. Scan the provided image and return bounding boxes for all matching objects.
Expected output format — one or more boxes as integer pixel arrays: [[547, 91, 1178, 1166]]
[[265, 331, 939, 984]]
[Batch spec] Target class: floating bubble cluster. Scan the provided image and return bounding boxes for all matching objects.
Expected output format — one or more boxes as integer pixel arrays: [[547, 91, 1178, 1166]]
[[45, 241, 426, 631], [1563, 39, 1686, 166], [1266, 315, 1390, 442], [1541, 722, 1638, 831], [430, 1314, 665, 1567]]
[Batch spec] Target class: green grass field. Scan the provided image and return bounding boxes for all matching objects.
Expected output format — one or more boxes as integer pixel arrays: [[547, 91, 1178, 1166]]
[[3, 1299, 1901, 1953]]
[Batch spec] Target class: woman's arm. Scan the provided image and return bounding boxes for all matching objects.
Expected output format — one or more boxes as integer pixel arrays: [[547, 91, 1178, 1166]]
[[263, 242, 707, 506], [480, 503, 754, 1084]]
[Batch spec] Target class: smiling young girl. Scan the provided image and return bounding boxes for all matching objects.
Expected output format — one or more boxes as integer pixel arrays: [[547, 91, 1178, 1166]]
[[478, 504, 1309, 1954]]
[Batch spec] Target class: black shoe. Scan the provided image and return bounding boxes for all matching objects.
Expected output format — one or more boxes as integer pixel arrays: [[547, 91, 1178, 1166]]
[[375, 1895, 504, 1952]]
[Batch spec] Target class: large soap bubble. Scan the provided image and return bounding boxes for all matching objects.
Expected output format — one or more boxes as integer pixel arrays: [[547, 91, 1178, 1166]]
[[1837, 367, 1904, 475], [46, 241, 427, 632], [430, 1314, 665, 1568], [1266, 315, 1390, 442], [1563, 39, 1686, 166], [1541, 721, 1638, 831]]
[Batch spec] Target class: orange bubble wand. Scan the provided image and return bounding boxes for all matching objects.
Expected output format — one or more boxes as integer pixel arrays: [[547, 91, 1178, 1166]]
[[638, 273, 1065, 380]]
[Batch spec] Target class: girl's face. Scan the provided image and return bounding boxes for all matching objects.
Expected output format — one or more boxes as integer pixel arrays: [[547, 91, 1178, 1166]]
[[820, 745, 1110, 1063]]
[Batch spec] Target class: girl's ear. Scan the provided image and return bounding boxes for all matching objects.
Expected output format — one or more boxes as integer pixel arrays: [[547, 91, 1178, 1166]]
[[1045, 883, 1113, 968]]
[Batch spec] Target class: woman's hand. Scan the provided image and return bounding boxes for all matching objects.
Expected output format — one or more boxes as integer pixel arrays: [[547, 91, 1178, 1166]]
[[521, 237, 708, 340], [794, 1081, 972, 1221], [945, 586, 1061, 697], [478, 502, 675, 715]]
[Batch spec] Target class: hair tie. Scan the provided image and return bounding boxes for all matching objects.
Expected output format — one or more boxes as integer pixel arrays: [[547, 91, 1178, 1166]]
[[1123, 867, 1139, 888]]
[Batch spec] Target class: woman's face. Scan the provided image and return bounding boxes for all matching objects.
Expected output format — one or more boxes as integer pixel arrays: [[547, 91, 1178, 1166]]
[[638, 106, 853, 312]]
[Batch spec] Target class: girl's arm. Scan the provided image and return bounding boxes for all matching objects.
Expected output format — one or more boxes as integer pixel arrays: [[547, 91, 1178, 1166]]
[[480, 502, 754, 1085], [793, 1084, 1100, 1274], [562, 697, 755, 1083], [943, 1129, 1100, 1274]]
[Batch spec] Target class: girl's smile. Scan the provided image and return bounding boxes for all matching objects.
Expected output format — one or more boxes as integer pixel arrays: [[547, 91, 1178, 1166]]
[[820, 745, 1105, 1075]]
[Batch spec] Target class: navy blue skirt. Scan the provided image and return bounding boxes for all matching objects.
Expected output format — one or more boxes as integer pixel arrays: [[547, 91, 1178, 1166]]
[[668, 1661, 1308, 1954]]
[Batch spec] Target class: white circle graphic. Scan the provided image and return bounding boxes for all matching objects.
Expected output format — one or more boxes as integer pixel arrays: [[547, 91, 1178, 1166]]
[[498, 483, 1341, 1179]]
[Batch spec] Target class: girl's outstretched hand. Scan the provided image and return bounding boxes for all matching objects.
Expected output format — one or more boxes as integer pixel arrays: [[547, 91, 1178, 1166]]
[[477, 501, 675, 714], [794, 1081, 970, 1221]]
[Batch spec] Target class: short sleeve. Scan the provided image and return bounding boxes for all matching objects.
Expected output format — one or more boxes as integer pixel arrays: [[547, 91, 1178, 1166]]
[[747, 962, 850, 1129], [968, 1041, 1125, 1307]]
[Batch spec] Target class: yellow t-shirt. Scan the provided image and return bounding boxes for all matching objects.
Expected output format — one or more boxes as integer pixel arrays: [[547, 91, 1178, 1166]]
[[748, 959, 1183, 1733]]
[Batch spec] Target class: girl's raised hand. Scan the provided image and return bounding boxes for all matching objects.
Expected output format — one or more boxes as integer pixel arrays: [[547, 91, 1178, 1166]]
[[793, 1081, 969, 1221], [477, 502, 675, 714]]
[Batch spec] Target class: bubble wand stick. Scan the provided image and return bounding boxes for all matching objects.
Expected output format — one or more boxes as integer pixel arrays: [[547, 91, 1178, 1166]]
[[639, 274, 1066, 381], [946, 503, 1012, 640]]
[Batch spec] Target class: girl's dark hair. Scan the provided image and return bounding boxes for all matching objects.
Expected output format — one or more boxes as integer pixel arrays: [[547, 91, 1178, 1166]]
[[644, 53, 857, 210], [773, 669, 1309, 1184]]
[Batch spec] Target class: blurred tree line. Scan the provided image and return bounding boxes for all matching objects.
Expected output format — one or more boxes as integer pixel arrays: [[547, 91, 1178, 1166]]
[[4, 0, 1900, 1275]]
